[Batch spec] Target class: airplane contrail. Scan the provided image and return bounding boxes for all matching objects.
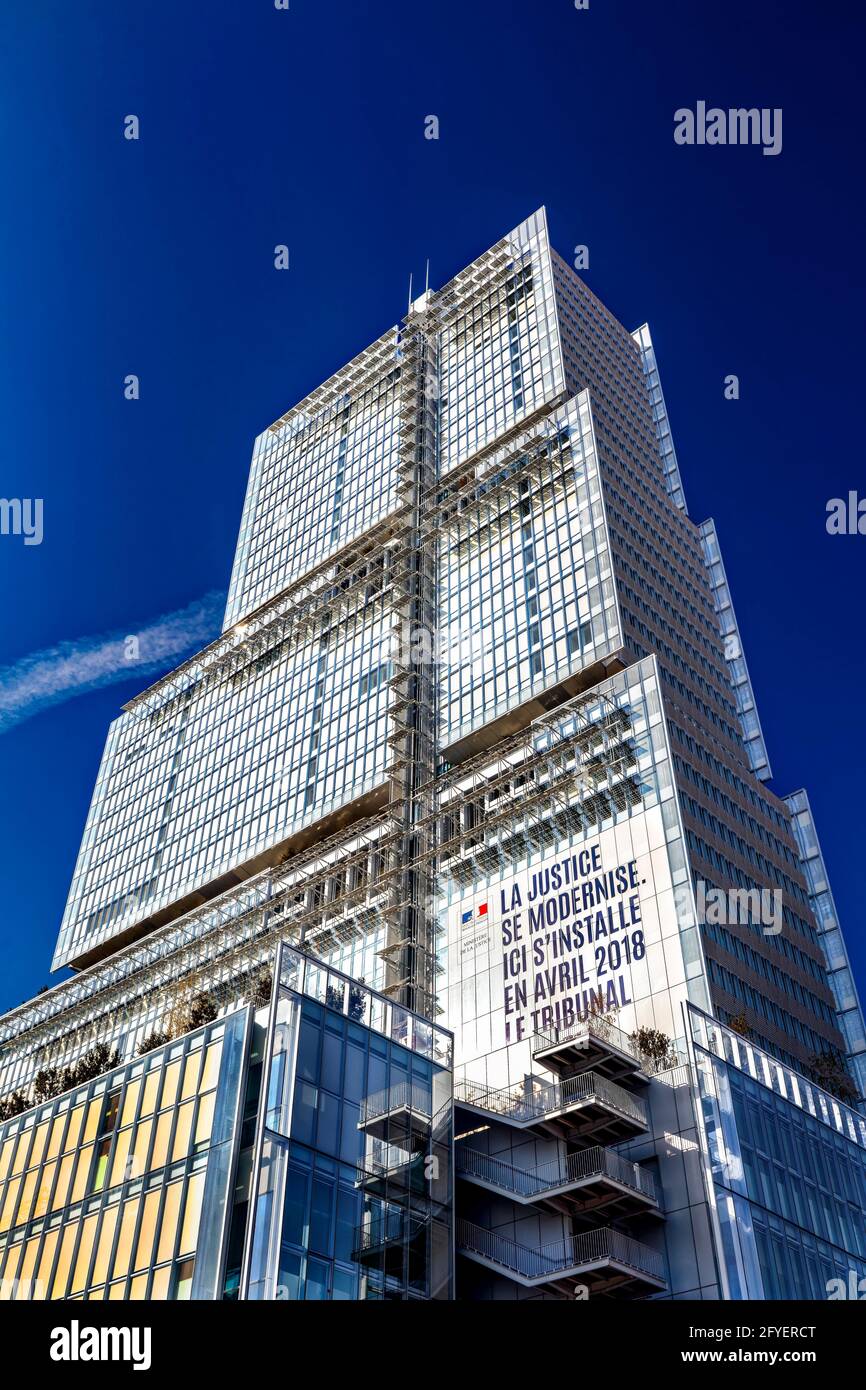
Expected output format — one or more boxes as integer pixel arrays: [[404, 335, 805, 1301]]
[[0, 591, 225, 734]]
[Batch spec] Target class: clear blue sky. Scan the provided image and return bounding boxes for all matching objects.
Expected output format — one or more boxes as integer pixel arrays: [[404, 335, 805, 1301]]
[[0, 0, 863, 1013]]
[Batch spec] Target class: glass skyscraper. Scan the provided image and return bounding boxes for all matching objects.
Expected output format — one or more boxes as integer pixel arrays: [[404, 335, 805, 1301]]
[[1, 208, 864, 1301]]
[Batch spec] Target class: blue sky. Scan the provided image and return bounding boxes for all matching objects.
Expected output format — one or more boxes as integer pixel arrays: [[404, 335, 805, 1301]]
[[0, 0, 864, 1013]]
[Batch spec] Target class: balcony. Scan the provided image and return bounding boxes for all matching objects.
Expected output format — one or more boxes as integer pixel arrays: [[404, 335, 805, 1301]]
[[352, 1209, 430, 1272], [457, 1219, 666, 1297], [456, 1144, 661, 1221], [357, 1141, 430, 1198], [357, 1082, 432, 1141], [454, 1071, 648, 1143], [532, 1018, 648, 1083]]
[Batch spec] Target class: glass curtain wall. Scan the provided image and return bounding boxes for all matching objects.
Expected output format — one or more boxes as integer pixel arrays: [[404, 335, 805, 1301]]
[[0, 1010, 249, 1301], [243, 945, 453, 1300]]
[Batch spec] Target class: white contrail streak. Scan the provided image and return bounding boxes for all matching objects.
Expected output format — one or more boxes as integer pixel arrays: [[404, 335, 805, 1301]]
[[0, 592, 225, 734]]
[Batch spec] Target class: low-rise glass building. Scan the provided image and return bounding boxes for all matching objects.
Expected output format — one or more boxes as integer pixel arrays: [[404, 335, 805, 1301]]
[[242, 945, 452, 1300], [0, 949, 453, 1302], [0, 1011, 248, 1301]]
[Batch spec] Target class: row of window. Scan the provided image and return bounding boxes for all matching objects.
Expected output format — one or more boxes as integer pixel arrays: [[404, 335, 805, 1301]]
[[227, 357, 403, 625], [0, 1019, 237, 1302], [707, 956, 836, 1057]]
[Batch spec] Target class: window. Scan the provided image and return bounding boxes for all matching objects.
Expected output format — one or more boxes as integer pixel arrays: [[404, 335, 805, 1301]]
[[567, 618, 593, 659], [172, 1257, 195, 1301]]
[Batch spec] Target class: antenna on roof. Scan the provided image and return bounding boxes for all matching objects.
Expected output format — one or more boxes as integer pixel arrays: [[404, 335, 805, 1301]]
[[425, 259, 430, 295], [407, 273, 413, 317]]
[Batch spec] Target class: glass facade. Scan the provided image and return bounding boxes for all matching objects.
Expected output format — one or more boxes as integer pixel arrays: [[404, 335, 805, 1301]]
[[438, 392, 623, 748], [690, 1007, 866, 1299], [437, 208, 565, 476], [785, 788, 866, 1104], [631, 323, 688, 515], [0, 1010, 248, 1301], [243, 946, 452, 1300], [54, 591, 392, 970], [440, 653, 712, 1087], [52, 210, 567, 976], [698, 518, 772, 782], [225, 327, 404, 630], [0, 951, 453, 1303], [550, 245, 847, 1082]]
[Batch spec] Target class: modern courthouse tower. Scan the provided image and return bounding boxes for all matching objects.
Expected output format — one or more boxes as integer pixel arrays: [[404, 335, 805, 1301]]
[[2, 209, 866, 1303]]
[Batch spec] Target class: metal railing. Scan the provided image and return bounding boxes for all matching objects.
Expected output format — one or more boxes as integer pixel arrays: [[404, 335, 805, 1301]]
[[456, 1144, 657, 1203], [354, 1210, 430, 1254], [456, 1219, 665, 1284], [532, 1016, 646, 1068], [362, 1138, 413, 1174], [454, 1071, 647, 1129], [359, 1081, 433, 1126]]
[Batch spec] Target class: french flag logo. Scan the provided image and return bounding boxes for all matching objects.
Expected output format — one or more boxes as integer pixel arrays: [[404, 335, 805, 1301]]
[[461, 903, 488, 924]]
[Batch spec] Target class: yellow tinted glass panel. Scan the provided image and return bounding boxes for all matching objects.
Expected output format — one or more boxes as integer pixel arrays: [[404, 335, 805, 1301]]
[[92, 1203, 119, 1286], [52, 1221, 79, 1298], [156, 1182, 181, 1264], [160, 1060, 181, 1109], [0, 1176, 21, 1233], [194, 1091, 215, 1148], [140, 1070, 160, 1119], [171, 1102, 195, 1162], [110, 1127, 132, 1188], [15, 1234, 40, 1299], [16, 1167, 38, 1226], [112, 1197, 140, 1280], [181, 1052, 201, 1099], [199, 1041, 222, 1094], [129, 1273, 148, 1299], [1, 1245, 22, 1284], [83, 1098, 102, 1143], [151, 1111, 172, 1172], [71, 1212, 98, 1293], [35, 1226, 59, 1299], [108, 1280, 126, 1299], [0, 1137, 15, 1183], [120, 1080, 141, 1129], [134, 1189, 160, 1272], [11, 1130, 30, 1176], [150, 1264, 171, 1299], [179, 1171, 205, 1255], [47, 1113, 66, 1160], [1, 1244, 22, 1294], [52, 1152, 75, 1211], [131, 1118, 153, 1179], [64, 1106, 85, 1153], [34, 1160, 57, 1219], [70, 1144, 94, 1204], [29, 1121, 50, 1169]]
